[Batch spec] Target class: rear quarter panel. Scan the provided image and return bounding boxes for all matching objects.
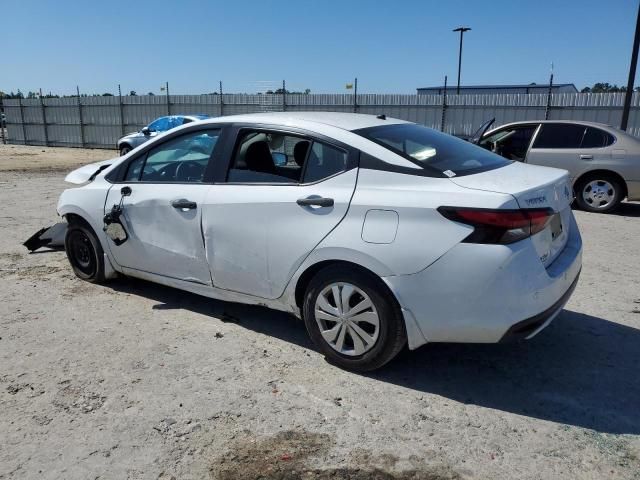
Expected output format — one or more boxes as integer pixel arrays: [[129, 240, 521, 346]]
[[301, 168, 520, 278]]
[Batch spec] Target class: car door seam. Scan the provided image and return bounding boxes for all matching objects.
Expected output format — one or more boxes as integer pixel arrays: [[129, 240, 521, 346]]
[[276, 166, 361, 300]]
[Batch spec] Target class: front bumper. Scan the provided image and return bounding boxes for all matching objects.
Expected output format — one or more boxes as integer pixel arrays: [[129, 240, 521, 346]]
[[383, 212, 583, 348]]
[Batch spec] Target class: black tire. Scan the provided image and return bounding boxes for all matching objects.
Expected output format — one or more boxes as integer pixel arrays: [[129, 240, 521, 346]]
[[64, 222, 106, 283], [302, 265, 406, 372], [119, 145, 132, 156], [574, 173, 623, 213]]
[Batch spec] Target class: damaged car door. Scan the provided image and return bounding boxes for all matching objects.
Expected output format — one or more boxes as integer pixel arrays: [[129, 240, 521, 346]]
[[103, 128, 221, 285], [202, 127, 358, 299]]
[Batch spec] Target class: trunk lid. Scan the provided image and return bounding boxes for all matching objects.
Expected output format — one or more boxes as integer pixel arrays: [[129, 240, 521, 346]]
[[449, 162, 574, 267]]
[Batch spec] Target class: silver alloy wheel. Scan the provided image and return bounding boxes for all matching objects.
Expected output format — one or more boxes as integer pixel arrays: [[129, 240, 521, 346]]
[[582, 179, 615, 210], [314, 282, 380, 356]]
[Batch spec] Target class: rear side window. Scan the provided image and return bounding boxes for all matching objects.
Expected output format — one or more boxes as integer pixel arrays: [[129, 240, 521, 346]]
[[303, 142, 348, 183], [227, 130, 349, 184], [355, 123, 510, 177], [533, 124, 585, 149], [581, 127, 615, 148]]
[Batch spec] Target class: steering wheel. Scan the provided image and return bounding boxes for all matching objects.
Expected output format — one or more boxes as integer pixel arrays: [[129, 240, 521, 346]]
[[175, 160, 204, 182]]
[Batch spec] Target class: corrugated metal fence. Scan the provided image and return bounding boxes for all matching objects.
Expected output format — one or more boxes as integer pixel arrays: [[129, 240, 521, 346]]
[[2, 92, 639, 149]]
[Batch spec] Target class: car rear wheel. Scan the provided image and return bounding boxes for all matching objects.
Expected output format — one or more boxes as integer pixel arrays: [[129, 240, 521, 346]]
[[303, 265, 406, 372], [575, 174, 622, 213], [64, 222, 105, 283], [119, 145, 132, 156]]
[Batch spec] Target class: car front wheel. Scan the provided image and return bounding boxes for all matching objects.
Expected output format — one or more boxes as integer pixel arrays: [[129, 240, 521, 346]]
[[64, 222, 106, 283], [119, 145, 132, 156], [575, 174, 623, 213], [303, 265, 406, 372]]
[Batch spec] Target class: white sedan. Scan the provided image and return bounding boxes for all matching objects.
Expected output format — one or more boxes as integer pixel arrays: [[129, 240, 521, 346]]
[[57, 112, 582, 371]]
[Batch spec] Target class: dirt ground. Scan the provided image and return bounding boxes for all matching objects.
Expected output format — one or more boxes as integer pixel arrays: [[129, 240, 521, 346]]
[[1, 144, 639, 480]]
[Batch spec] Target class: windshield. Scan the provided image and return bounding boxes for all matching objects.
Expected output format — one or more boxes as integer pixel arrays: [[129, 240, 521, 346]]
[[355, 123, 511, 177]]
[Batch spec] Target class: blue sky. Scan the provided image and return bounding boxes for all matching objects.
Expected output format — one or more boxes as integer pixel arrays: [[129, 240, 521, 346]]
[[3, 0, 638, 95]]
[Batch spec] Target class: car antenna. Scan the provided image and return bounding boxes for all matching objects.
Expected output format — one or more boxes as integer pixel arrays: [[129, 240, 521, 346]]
[[376, 114, 387, 120]]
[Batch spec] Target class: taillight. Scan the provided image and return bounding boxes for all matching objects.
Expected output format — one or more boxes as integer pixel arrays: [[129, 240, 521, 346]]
[[438, 207, 554, 244]]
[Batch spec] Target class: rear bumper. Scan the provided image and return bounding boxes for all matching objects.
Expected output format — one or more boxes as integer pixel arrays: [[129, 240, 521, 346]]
[[383, 212, 582, 348], [499, 269, 580, 342]]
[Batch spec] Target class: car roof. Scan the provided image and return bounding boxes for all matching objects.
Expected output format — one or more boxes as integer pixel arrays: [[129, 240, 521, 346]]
[[493, 119, 621, 131], [198, 112, 409, 131]]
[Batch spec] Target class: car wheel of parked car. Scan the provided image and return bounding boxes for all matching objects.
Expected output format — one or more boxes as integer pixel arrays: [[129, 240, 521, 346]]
[[64, 222, 105, 283], [119, 145, 132, 156], [575, 174, 622, 213], [303, 265, 406, 371]]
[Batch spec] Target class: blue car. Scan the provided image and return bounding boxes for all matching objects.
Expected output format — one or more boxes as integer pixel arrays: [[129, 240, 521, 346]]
[[117, 115, 209, 156]]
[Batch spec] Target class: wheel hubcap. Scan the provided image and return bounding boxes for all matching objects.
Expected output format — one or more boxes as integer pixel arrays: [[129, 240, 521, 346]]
[[582, 180, 615, 209], [314, 283, 380, 356]]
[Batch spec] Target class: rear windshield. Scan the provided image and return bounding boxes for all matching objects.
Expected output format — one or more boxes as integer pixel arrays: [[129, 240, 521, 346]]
[[355, 123, 511, 177]]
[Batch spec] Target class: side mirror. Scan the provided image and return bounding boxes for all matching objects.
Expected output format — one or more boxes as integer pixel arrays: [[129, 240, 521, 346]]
[[141, 127, 151, 136], [272, 152, 287, 166]]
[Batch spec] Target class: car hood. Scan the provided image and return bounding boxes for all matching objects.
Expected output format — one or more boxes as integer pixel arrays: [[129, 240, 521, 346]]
[[65, 158, 117, 184], [448, 162, 573, 212], [121, 131, 140, 140]]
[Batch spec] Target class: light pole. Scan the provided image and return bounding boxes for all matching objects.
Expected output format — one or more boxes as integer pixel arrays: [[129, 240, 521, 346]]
[[453, 26, 471, 95], [621, 2, 640, 131]]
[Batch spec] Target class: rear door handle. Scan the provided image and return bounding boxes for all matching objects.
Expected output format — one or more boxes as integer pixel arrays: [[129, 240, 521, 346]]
[[580, 154, 593, 160], [171, 199, 197, 209], [296, 197, 334, 207]]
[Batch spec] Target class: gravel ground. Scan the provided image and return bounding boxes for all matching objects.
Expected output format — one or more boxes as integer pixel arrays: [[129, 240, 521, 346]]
[[1, 145, 639, 480]]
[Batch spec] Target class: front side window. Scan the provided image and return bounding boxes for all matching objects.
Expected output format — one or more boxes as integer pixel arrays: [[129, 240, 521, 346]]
[[480, 125, 538, 161], [147, 117, 170, 132], [166, 116, 185, 130], [533, 124, 586, 149], [356, 123, 511, 177], [125, 129, 220, 183]]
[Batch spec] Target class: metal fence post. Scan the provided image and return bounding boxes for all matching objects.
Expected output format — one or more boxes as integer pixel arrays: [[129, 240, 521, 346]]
[[440, 75, 448, 132], [118, 84, 125, 137], [219, 81, 224, 116], [166, 81, 170, 116], [18, 96, 27, 145], [353, 77, 358, 113], [544, 72, 554, 120], [282, 80, 287, 111], [0, 96, 5, 144], [77, 86, 86, 147], [39, 88, 49, 147]]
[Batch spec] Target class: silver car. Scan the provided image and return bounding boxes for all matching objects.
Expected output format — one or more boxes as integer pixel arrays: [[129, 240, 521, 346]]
[[475, 120, 640, 212], [117, 115, 209, 156]]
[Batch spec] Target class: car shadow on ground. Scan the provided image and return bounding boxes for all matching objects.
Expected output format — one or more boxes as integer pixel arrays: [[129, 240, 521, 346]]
[[112, 277, 639, 435], [612, 201, 640, 217]]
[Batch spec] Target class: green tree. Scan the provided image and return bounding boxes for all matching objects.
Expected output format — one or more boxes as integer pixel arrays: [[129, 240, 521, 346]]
[[581, 82, 630, 93]]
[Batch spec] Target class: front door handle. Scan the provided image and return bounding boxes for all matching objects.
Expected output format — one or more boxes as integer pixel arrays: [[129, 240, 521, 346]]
[[171, 199, 197, 209], [296, 197, 334, 208], [580, 154, 593, 160]]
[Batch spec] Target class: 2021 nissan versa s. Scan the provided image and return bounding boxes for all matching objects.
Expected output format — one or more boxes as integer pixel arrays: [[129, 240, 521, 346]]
[[58, 112, 582, 371]]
